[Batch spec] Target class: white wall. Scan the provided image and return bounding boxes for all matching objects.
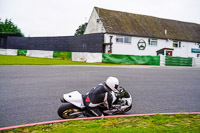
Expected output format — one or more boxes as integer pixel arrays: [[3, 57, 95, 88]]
[[187, 43, 200, 58], [173, 42, 187, 57], [0, 48, 18, 55], [104, 34, 171, 56], [26, 50, 53, 58], [72, 52, 102, 63], [171, 42, 200, 58], [104, 34, 199, 58], [84, 8, 106, 34]]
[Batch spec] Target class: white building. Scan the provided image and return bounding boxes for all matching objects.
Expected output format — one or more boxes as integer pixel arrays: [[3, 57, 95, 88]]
[[84, 7, 200, 58]]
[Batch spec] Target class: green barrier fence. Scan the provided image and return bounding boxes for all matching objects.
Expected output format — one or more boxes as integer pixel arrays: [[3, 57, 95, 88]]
[[53, 51, 72, 60], [102, 54, 160, 65], [17, 49, 27, 56], [165, 56, 192, 66]]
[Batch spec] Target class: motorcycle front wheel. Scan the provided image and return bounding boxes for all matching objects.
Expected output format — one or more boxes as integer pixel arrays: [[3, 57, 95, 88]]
[[57, 103, 81, 119]]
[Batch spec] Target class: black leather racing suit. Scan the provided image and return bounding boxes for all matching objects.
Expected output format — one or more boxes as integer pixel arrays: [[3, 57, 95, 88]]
[[84, 82, 113, 117]]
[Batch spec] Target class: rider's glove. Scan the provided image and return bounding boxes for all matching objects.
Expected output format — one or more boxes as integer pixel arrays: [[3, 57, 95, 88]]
[[114, 92, 120, 98]]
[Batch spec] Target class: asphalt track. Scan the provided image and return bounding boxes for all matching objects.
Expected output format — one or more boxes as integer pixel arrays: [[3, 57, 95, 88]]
[[0, 65, 200, 128]]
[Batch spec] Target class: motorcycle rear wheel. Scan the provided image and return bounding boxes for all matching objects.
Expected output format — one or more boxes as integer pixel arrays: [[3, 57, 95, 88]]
[[57, 103, 81, 119]]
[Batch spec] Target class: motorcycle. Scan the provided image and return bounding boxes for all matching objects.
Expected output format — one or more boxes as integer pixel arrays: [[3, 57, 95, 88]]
[[57, 86, 132, 119]]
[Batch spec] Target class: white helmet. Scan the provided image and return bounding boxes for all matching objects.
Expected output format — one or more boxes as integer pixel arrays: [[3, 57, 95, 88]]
[[105, 77, 119, 92]]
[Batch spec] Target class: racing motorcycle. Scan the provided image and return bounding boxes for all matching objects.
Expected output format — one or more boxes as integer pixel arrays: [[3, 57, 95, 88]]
[[57, 86, 132, 119]]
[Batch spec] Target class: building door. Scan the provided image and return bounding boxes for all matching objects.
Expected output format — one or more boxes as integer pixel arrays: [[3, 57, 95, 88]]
[[166, 51, 173, 56]]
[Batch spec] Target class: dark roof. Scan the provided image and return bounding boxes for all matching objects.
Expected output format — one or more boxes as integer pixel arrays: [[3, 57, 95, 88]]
[[156, 48, 174, 53], [95, 7, 200, 43]]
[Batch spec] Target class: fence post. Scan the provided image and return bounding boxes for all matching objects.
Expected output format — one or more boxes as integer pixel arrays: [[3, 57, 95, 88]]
[[192, 58, 195, 67], [160, 55, 165, 66], [193, 58, 200, 67]]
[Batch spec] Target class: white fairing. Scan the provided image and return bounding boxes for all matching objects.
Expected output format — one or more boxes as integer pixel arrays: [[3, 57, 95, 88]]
[[63, 91, 85, 108], [122, 92, 132, 106], [111, 91, 132, 105], [104, 91, 132, 115], [111, 91, 117, 103]]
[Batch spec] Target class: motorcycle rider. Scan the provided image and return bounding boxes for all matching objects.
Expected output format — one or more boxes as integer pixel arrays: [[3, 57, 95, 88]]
[[83, 77, 119, 117]]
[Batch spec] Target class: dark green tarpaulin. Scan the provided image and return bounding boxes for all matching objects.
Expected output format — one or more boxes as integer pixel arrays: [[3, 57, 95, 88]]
[[102, 54, 160, 65], [17, 49, 27, 56], [53, 51, 72, 60], [165, 56, 192, 66]]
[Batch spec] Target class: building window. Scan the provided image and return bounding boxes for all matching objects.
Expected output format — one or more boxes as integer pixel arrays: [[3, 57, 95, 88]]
[[124, 36, 131, 43], [116, 36, 131, 44], [116, 36, 123, 43], [149, 38, 157, 46], [173, 41, 181, 48], [195, 43, 200, 48]]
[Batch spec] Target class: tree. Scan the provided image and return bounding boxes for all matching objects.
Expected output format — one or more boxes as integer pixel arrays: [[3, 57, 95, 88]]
[[0, 19, 24, 36], [74, 22, 88, 36]]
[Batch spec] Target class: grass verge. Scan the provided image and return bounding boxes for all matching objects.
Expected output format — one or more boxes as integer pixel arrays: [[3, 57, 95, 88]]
[[0, 55, 113, 65], [1, 114, 200, 133]]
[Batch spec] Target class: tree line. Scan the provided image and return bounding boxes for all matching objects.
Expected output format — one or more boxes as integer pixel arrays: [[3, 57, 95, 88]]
[[0, 18, 87, 37], [0, 19, 24, 37]]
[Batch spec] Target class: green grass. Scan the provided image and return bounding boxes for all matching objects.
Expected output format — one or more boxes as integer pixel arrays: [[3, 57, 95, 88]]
[[1, 114, 200, 133], [0, 55, 114, 65]]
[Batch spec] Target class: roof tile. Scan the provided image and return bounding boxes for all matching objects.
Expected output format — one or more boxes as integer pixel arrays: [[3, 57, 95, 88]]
[[95, 7, 200, 42]]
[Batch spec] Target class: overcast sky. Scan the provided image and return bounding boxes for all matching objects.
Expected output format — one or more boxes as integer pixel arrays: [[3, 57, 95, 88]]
[[0, 0, 200, 37]]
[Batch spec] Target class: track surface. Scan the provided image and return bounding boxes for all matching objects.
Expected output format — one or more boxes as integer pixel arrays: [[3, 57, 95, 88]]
[[0, 65, 200, 127]]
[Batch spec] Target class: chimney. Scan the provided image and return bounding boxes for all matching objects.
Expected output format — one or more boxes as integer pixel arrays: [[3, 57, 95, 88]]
[[164, 29, 167, 35]]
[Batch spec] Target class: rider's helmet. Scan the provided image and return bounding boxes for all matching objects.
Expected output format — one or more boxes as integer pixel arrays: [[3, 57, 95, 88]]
[[105, 77, 119, 92]]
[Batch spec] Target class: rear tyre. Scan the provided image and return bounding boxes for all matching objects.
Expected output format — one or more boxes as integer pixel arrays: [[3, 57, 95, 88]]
[[57, 103, 81, 119]]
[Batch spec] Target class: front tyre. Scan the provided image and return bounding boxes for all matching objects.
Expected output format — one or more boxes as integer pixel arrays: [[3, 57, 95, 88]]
[[123, 105, 132, 113], [114, 105, 132, 114], [57, 103, 81, 119]]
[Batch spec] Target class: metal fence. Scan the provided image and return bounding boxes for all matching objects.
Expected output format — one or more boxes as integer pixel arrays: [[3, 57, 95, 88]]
[[102, 54, 160, 65], [6, 33, 104, 53], [0, 33, 22, 48], [165, 56, 193, 66]]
